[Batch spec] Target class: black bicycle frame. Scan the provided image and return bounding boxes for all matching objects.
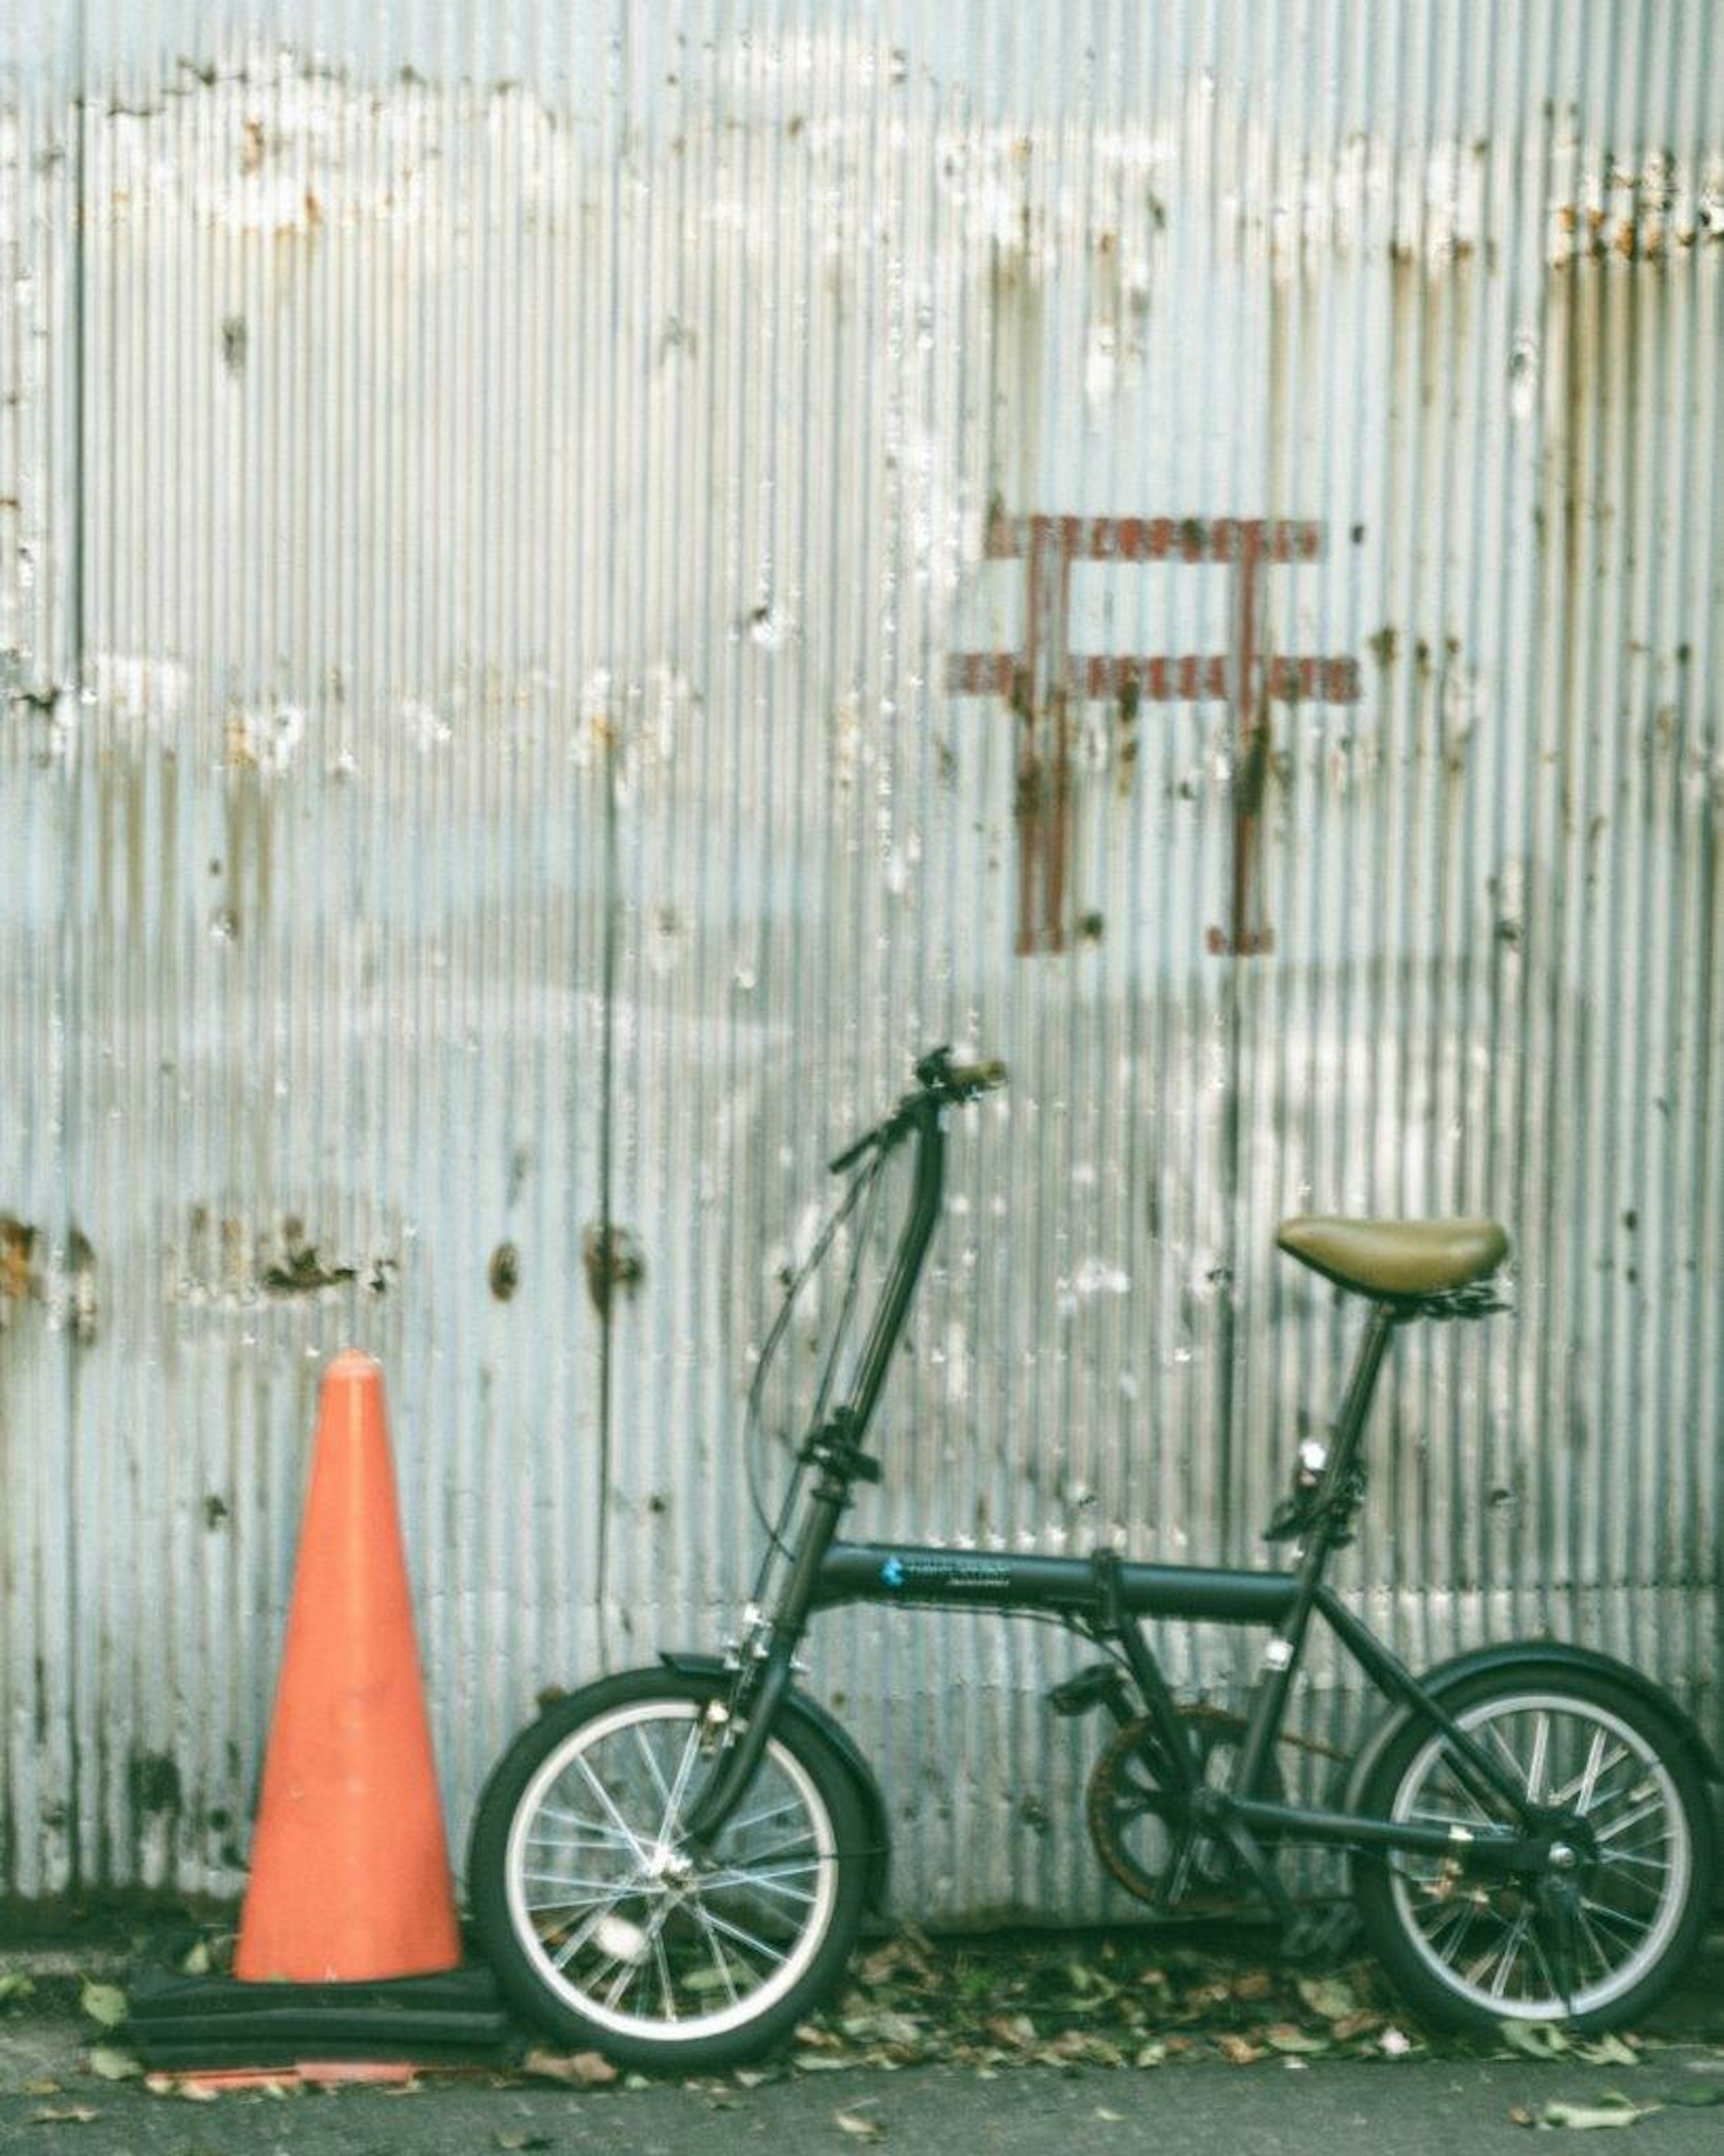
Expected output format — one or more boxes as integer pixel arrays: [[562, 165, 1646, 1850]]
[[684, 1084, 1546, 1884]]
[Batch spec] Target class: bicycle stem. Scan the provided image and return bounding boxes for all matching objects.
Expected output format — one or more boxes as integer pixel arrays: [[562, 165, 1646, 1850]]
[[683, 1093, 948, 1847]]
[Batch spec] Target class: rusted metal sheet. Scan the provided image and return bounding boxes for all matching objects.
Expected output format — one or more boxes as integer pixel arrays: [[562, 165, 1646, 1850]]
[[0, 3, 1718, 1918]]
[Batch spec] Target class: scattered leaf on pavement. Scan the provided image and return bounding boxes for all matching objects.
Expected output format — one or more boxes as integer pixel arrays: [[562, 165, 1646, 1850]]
[[1500, 2020, 1571, 2059], [1265, 2023, 1332, 2055], [1523, 2095, 1660, 2130], [142, 2072, 218, 2101], [1297, 1976, 1359, 2021], [86, 2046, 141, 2081], [835, 2105, 884, 2141], [522, 2047, 618, 2087], [1573, 2035, 1639, 2068], [78, 1983, 128, 2030]]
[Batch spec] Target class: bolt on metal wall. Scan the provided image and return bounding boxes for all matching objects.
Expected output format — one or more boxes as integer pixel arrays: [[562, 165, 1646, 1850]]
[[0, 2, 1718, 1915]]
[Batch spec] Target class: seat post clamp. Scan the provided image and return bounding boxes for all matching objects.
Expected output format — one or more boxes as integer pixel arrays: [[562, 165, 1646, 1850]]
[[1090, 1548, 1124, 1633]]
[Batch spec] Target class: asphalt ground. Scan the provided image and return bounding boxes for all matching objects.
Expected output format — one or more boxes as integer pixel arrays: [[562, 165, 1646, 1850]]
[[2, 1923, 1720, 2156]]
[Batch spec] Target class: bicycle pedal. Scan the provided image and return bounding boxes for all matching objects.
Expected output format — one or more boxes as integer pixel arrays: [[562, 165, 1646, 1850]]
[[1048, 1663, 1131, 1720], [1282, 1904, 1359, 1962]]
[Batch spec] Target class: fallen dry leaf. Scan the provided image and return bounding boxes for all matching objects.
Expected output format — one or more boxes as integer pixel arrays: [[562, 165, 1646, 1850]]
[[85, 2046, 141, 2081], [522, 2047, 618, 2087], [77, 1984, 127, 2030], [1526, 2096, 1659, 2131], [142, 2073, 218, 2102], [835, 2105, 884, 2142]]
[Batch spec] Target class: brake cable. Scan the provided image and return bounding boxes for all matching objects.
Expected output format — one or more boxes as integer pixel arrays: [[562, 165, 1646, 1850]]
[[742, 1138, 891, 1568]]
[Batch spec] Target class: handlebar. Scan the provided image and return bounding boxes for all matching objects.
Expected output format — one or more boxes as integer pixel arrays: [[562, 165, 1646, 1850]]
[[828, 1046, 1008, 1174]]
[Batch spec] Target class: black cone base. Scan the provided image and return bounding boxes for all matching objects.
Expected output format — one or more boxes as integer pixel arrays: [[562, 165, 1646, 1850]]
[[126, 1962, 515, 2069]]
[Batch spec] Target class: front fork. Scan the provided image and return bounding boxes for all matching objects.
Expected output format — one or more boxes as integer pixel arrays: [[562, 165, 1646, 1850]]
[[681, 1469, 850, 1848], [680, 1635, 798, 1847]]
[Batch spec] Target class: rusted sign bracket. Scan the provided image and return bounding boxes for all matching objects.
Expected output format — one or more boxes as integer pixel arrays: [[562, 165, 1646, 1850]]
[[947, 512, 1361, 956]]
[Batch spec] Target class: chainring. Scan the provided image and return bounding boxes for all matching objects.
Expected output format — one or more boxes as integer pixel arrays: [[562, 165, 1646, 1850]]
[[1085, 1705, 1288, 1911]]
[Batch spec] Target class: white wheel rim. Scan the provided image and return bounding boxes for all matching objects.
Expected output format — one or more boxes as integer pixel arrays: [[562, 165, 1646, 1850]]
[[503, 1699, 839, 2044], [1387, 1691, 1690, 2019]]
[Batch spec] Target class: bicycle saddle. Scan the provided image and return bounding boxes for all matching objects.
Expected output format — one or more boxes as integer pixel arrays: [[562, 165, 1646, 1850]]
[[1275, 1215, 1509, 1298]]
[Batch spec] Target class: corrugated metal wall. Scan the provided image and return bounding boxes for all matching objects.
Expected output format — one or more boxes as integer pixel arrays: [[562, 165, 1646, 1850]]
[[1, 1, 1718, 1917]]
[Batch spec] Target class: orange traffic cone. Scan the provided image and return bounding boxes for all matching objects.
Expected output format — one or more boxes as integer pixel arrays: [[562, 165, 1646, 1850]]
[[127, 1352, 510, 2072], [234, 1350, 463, 1983]]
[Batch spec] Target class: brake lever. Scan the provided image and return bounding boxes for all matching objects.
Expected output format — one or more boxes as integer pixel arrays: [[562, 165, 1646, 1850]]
[[827, 1127, 880, 1176]]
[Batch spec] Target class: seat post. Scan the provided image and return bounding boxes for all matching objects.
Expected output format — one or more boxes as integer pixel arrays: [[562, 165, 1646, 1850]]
[[1229, 1299, 1399, 1801], [1322, 1297, 1399, 1493]]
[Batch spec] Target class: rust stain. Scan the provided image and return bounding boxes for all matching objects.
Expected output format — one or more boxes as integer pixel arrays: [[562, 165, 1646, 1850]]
[[0, 1217, 42, 1309], [488, 1241, 520, 1301], [583, 1223, 646, 1318]]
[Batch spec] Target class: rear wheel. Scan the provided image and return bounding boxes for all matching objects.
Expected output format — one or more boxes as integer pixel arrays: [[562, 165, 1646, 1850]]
[[468, 1669, 871, 2070], [1352, 1669, 1714, 2032]]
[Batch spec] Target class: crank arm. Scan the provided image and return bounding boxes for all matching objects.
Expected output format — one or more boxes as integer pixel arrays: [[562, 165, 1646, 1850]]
[[1187, 1790, 1297, 1921]]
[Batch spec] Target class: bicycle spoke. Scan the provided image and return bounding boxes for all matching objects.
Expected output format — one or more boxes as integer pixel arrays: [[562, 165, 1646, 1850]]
[[726, 1795, 808, 1837], [656, 1723, 703, 1845], [1592, 1794, 1666, 1847], [687, 1903, 742, 2004], [1574, 1906, 1617, 1982], [1419, 1896, 1482, 1968], [651, 1914, 679, 2023], [703, 1868, 818, 1908], [522, 1869, 631, 1900], [602, 1909, 668, 2012], [1524, 1921, 1561, 2001], [1598, 1848, 1670, 1878], [1524, 1715, 1550, 1803], [1547, 1730, 1620, 1811], [1580, 1896, 1654, 1945], [1461, 1918, 1515, 1989], [634, 1724, 673, 1812], [1488, 1910, 1535, 1999], [1485, 1721, 1529, 1785], [1407, 1803, 1491, 1830], [726, 1833, 818, 1866], [692, 1900, 787, 1969], [535, 1804, 633, 1843], [548, 1895, 629, 1972], [572, 1752, 651, 1866], [528, 1827, 634, 1854]]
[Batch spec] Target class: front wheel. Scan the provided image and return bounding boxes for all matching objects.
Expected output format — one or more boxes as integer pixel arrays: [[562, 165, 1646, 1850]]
[[468, 1668, 871, 2071], [1352, 1667, 1715, 2033]]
